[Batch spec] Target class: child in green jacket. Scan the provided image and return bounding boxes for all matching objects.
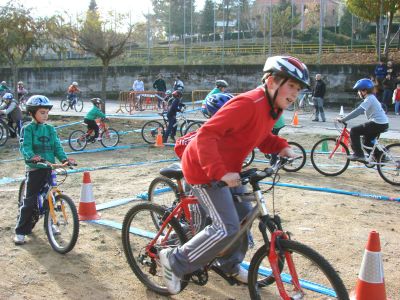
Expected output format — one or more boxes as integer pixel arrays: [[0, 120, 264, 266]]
[[84, 98, 106, 142], [15, 95, 76, 245]]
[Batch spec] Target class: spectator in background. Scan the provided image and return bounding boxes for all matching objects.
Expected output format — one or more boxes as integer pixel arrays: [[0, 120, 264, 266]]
[[173, 75, 184, 91], [17, 81, 28, 102], [132, 75, 145, 92], [393, 82, 400, 115], [374, 60, 387, 85], [382, 74, 394, 109], [0, 81, 10, 96], [387, 61, 395, 79], [312, 74, 326, 122], [153, 73, 167, 109]]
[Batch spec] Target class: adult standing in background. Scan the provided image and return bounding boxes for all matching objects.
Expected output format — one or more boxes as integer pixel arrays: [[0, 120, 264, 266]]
[[132, 75, 145, 110], [374, 60, 387, 85], [173, 75, 184, 91], [153, 73, 167, 109], [312, 74, 326, 122]]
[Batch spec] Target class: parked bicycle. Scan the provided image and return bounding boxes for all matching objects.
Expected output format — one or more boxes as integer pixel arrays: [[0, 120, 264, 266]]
[[68, 118, 119, 151], [61, 95, 84, 112], [121, 158, 349, 299], [18, 159, 79, 254], [141, 111, 193, 144], [287, 90, 314, 113], [310, 120, 400, 185]]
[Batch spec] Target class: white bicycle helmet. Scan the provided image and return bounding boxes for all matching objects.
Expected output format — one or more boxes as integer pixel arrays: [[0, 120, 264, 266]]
[[72, 81, 78, 86], [25, 95, 53, 114]]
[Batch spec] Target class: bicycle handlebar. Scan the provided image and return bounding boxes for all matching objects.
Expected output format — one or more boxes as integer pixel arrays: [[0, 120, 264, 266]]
[[26, 158, 77, 168]]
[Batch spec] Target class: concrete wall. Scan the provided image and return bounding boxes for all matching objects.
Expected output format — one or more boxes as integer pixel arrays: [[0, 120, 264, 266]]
[[0, 64, 376, 106]]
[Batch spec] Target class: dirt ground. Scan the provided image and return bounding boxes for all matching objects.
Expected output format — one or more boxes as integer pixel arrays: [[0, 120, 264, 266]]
[[0, 116, 399, 300]]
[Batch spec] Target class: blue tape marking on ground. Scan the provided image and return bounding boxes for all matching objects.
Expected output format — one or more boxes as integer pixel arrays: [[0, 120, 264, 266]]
[[0, 177, 24, 184], [96, 197, 140, 211], [88, 219, 155, 239], [135, 186, 172, 201], [260, 181, 400, 202], [54, 121, 82, 130]]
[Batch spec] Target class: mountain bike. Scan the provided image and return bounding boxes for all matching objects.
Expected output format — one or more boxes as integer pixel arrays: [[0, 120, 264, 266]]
[[68, 118, 119, 151], [310, 120, 400, 185], [18, 159, 79, 254], [141, 110, 193, 144], [0, 114, 27, 146], [121, 158, 349, 299], [61, 95, 84, 112]]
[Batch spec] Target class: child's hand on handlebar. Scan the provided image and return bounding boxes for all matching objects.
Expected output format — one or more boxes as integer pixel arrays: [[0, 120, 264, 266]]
[[30, 155, 42, 163], [278, 146, 296, 158], [221, 172, 241, 187], [62, 158, 77, 166]]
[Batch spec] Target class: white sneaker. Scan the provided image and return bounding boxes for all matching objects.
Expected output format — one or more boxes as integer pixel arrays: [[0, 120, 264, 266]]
[[52, 224, 61, 235], [232, 265, 248, 284], [159, 248, 181, 294], [14, 234, 25, 245]]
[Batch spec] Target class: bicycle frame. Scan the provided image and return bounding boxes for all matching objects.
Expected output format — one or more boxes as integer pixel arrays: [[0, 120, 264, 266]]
[[46, 170, 67, 226], [330, 125, 350, 159]]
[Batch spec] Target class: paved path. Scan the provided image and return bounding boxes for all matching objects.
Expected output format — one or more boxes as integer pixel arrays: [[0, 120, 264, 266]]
[[49, 99, 400, 140]]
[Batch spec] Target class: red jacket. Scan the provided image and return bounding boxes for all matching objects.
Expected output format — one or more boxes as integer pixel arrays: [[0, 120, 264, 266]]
[[182, 87, 289, 184]]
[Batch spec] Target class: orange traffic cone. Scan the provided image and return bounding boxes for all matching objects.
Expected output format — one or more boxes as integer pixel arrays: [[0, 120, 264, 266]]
[[350, 231, 388, 300], [291, 111, 299, 126], [155, 127, 164, 147], [78, 171, 100, 221]]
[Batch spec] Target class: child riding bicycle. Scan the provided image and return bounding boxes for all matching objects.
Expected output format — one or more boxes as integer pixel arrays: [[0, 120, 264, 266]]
[[163, 90, 186, 143], [84, 98, 106, 142], [159, 55, 310, 294], [0, 92, 23, 138], [67, 81, 80, 106], [15, 95, 76, 245], [338, 78, 389, 162]]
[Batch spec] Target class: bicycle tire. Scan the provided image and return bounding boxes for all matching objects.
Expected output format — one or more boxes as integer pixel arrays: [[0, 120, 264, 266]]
[[44, 194, 79, 254], [121, 202, 190, 295], [243, 149, 255, 168], [183, 120, 205, 135], [141, 120, 164, 144], [377, 143, 400, 186], [74, 99, 84, 112], [310, 138, 350, 176], [60, 99, 70, 111], [68, 129, 88, 151], [0, 119, 9, 146], [248, 240, 349, 300], [100, 128, 120, 148], [282, 142, 306, 172], [179, 119, 192, 136]]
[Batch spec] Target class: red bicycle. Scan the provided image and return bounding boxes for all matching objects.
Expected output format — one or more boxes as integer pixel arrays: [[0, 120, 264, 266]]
[[121, 159, 349, 299]]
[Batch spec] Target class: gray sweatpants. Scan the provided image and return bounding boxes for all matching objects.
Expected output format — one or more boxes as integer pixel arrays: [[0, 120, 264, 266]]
[[168, 182, 252, 277]]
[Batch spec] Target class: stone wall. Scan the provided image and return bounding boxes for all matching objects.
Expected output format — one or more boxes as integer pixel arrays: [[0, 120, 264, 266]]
[[0, 64, 376, 106]]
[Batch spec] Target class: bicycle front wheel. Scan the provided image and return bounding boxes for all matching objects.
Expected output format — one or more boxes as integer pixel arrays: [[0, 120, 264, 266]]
[[141, 121, 164, 144], [248, 240, 349, 300], [184, 120, 204, 135], [0, 119, 9, 146], [377, 143, 400, 186], [243, 149, 255, 168], [74, 99, 84, 112], [68, 129, 87, 151], [121, 202, 190, 296], [60, 99, 70, 111], [283, 142, 306, 172], [311, 138, 350, 176], [101, 128, 120, 147], [44, 194, 79, 254]]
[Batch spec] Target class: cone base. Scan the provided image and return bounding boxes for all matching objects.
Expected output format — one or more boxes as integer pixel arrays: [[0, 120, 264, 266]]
[[78, 202, 101, 221], [79, 213, 101, 221]]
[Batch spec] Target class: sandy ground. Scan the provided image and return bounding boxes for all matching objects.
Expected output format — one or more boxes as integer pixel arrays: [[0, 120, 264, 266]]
[[0, 117, 399, 300]]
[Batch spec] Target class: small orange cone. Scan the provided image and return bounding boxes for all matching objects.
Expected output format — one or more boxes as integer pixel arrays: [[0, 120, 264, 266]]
[[350, 231, 388, 300], [291, 111, 299, 126], [155, 127, 164, 147], [78, 172, 100, 221]]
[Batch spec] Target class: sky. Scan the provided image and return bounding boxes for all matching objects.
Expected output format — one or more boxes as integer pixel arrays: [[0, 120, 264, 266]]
[[0, 0, 206, 23]]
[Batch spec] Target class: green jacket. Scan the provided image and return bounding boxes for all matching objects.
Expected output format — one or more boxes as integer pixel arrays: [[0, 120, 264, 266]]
[[85, 105, 106, 121], [20, 121, 67, 170], [202, 87, 223, 104], [274, 115, 285, 129]]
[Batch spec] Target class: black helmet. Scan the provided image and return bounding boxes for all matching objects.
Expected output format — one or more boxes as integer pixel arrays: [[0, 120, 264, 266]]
[[91, 98, 103, 105], [215, 80, 228, 88], [25, 95, 53, 113]]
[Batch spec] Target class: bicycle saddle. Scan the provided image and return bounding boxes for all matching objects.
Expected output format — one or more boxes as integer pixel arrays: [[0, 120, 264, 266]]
[[159, 163, 184, 180]]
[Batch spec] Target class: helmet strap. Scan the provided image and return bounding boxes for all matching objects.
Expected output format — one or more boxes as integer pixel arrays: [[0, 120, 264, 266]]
[[264, 77, 287, 120]]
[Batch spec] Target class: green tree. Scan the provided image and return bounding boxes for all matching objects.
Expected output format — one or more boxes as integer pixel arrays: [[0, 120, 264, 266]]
[[339, 7, 353, 36], [58, 6, 133, 111], [346, 0, 400, 58], [0, 2, 50, 95], [200, 0, 214, 35]]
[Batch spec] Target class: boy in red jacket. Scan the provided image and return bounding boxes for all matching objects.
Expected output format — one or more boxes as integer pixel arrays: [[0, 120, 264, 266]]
[[159, 56, 310, 294]]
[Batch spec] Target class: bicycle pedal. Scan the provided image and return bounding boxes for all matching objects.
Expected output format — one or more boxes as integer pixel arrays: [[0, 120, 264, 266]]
[[190, 268, 208, 286]]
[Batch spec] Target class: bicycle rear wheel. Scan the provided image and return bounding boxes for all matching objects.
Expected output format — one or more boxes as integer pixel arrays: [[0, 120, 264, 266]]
[[310, 138, 350, 176], [74, 99, 84, 112], [121, 202, 190, 296], [282, 141, 306, 172], [60, 99, 70, 111], [0, 119, 8, 146], [377, 143, 400, 186], [248, 240, 349, 300], [44, 194, 79, 254], [141, 121, 164, 144], [101, 128, 119, 147], [183, 120, 204, 135], [69, 129, 88, 151]]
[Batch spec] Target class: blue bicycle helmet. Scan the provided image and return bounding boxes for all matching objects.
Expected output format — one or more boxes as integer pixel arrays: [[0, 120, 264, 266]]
[[2, 92, 13, 100], [25, 95, 53, 114], [353, 78, 374, 90], [205, 93, 234, 117]]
